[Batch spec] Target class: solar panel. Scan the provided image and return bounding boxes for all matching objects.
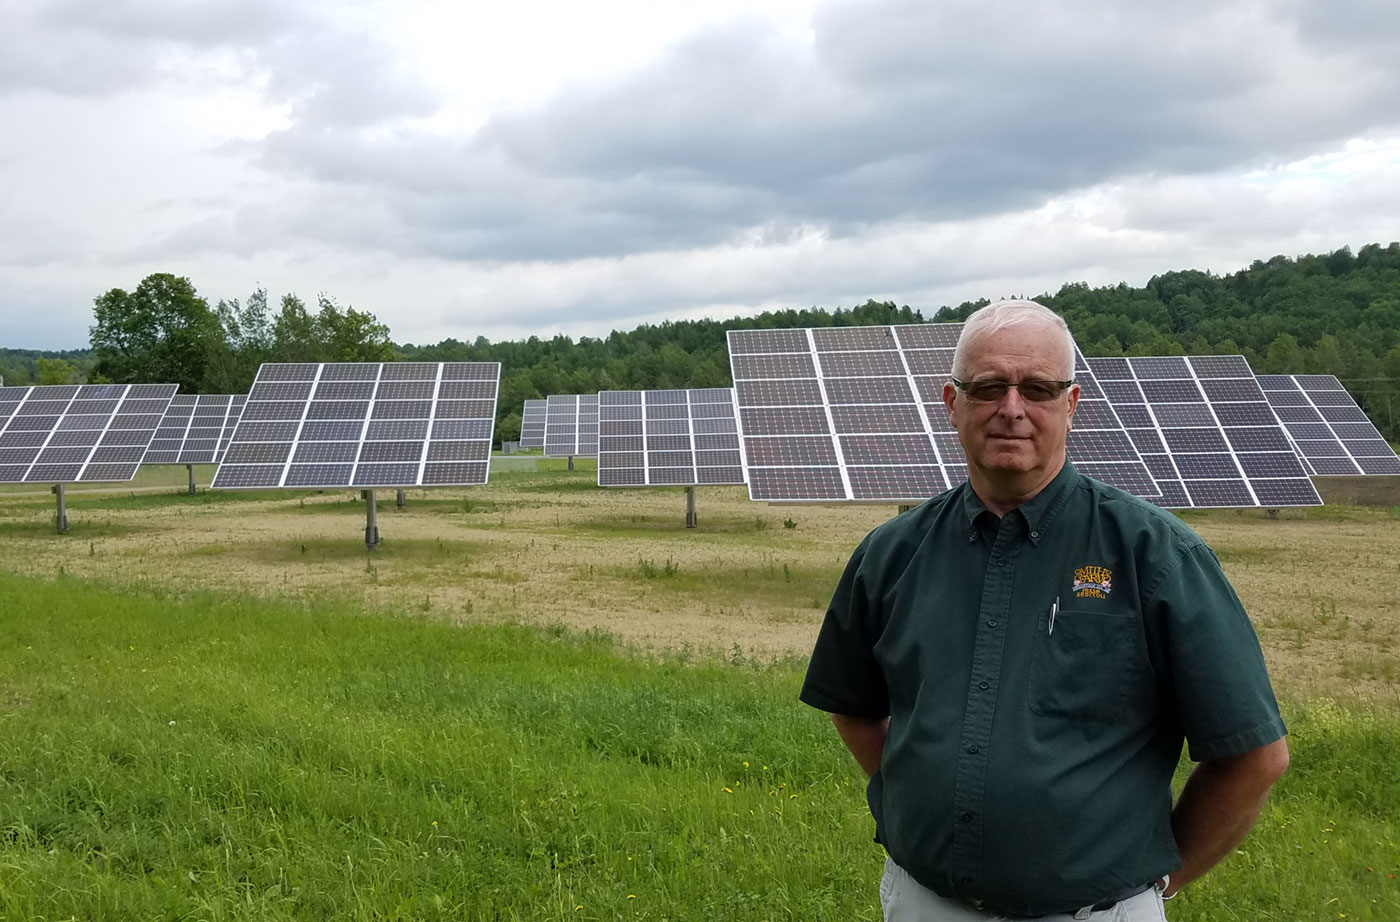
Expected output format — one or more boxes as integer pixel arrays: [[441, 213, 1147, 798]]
[[143, 394, 247, 465], [597, 388, 746, 487], [0, 383, 178, 483], [520, 398, 547, 448], [1258, 374, 1400, 476], [1087, 356, 1322, 508], [210, 363, 500, 489], [543, 394, 600, 457], [726, 324, 1159, 503]]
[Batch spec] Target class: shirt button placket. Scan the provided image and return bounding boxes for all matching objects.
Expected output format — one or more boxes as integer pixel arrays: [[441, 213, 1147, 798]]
[[952, 523, 1018, 895]]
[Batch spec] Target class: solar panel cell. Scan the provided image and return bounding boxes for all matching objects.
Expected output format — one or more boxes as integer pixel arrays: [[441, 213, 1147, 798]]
[[1357, 456, 1400, 474], [732, 353, 817, 378], [1185, 479, 1255, 507], [290, 442, 353, 463], [697, 466, 746, 484], [848, 466, 946, 500], [743, 437, 838, 465], [1188, 355, 1253, 378], [830, 405, 925, 434], [313, 381, 376, 400], [353, 463, 420, 486], [840, 434, 939, 464], [286, 464, 353, 486], [819, 351, 905, 376], [319, 363, 380, 381], [1130, 357, 1191, 378], [1308, 457, 1361, 475], [748, 467, 846, 500], [900, 349, 956, 376]]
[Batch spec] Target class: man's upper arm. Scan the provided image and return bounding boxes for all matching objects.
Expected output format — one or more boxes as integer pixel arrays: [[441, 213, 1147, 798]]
[[1146, 542, 1287, 761], [799, 536, 890, 719]]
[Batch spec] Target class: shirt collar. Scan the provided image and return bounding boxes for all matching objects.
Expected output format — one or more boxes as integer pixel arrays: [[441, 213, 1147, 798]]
[[961, 461, 1081, 544]]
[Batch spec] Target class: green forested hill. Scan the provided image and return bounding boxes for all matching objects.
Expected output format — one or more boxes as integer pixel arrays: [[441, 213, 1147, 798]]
[[400, 242, 1400, 441], [7, 243, 1400, 441]]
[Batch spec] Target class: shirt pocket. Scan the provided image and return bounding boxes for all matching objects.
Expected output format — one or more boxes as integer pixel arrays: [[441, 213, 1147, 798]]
[[1027, 608, 1139, 723]]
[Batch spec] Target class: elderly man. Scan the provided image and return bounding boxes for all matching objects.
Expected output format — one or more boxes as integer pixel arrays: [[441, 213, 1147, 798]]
[[800, 300, 1288, 920]]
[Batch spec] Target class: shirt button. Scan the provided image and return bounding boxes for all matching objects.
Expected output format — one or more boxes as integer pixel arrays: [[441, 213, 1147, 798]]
[[995, 558, 1006, 567], [987, 620, 997, 628], [960, 812, 973, 823], [978, 681, 989, 690], [967, 745, 979, 754], [1030, 530, 1039, 539]]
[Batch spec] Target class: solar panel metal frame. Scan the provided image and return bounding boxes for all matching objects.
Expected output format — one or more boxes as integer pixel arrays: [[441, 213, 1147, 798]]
[[726, 323, 1160, 504], [542, 393, 600, 457], [142, 394, 247, 465], [597, 388, 747, 487], [210, 362, 500, 490], [1258, 374, 1400, 476], [519, 398, 547, 448], [1087, 355, 1322, 508], [0, 383, 179, 483]]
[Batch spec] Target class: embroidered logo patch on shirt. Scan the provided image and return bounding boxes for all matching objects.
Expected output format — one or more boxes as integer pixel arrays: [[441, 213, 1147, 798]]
[[1072, 565, 1113, 599]]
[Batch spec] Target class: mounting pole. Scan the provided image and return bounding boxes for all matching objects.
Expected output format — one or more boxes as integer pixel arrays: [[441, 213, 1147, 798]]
[[567, 455, 574, 471], [897, 504, 914, 514], [53, 484, 68, 534], [186, 464, 197, 495], [396, 488, 406, 508], [685, 486, 698, 528], [364, 489, 380, 550]]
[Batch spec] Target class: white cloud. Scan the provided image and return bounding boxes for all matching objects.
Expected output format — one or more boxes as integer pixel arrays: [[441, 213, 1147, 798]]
[[2, 0, 1400, 351]]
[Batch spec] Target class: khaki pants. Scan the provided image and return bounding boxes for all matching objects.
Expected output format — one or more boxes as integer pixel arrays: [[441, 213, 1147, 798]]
[[879, 859, 1169, 922]]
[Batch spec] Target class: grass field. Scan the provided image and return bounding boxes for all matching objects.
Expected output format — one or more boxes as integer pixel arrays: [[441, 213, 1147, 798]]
[[2, 464, 1398, 919]]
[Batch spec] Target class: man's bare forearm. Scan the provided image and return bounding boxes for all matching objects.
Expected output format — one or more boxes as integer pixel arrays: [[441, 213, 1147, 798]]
[[831, 713, 890, 778], [1167, 737, 1289, 895]]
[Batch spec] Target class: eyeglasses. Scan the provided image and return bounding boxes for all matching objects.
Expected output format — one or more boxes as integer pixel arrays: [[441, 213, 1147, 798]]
[[951, 377, 1074, 402]]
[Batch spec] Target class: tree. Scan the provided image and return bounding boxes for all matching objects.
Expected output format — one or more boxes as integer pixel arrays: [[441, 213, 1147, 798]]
[[36, 357, 78, 385], [89, 273, 223, 392]]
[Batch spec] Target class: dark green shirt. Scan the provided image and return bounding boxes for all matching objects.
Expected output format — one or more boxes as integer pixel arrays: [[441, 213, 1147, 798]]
[[800, 463, 1286, 918]]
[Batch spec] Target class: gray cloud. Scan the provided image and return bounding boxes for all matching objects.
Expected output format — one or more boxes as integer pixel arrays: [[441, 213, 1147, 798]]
[[234, 0, 1400, 265], [2, 0, 435, 129]]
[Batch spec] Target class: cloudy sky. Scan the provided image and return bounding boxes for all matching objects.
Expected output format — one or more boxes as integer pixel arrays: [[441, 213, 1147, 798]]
[[4, 0, 1399, 350]]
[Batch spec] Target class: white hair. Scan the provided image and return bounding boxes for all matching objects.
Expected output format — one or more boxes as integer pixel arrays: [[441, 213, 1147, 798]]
[[951, 299, 1076, 381]]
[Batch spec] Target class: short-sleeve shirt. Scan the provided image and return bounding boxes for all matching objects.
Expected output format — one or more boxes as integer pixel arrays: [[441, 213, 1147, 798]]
[[800, 462, 1286, 918]]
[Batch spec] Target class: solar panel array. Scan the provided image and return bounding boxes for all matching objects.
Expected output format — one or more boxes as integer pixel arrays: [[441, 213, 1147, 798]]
[[1258, 374, 1400, 476], [143, 395, 247, 464], [726, 324, 1160, 503], [210, 362, 500, 490], [519, 399, 547, 448], [0, 383, 178, 483], [543, 394, 599, 457], [597, 388, 746, 486], [1086, 356, 1322, 508]]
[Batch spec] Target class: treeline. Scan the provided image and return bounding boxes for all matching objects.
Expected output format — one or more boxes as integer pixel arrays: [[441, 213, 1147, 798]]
[[403, 243, 1400, 441], [9, 242, 1400, 442]]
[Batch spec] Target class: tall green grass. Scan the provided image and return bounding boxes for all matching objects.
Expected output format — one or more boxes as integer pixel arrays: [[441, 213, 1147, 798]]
[[1, 573, 1396, 920]]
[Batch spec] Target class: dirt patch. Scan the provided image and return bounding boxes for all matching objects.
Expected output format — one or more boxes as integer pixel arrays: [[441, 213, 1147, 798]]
[[2, 471, 1396, 699]]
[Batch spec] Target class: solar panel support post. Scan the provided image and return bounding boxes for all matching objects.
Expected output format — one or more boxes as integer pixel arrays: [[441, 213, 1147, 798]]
[[52, 484, 68, 534], [898, 504, 914, 514], [364, 490, 380, 550], [568, 455, 574, 471], [685, 486, 697, 529], [396, 489, 406, 508], [186, 464, 197, 495]]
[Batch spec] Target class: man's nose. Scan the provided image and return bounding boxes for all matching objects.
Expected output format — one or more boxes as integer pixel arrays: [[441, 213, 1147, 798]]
[[997, 386, 1027, 417]]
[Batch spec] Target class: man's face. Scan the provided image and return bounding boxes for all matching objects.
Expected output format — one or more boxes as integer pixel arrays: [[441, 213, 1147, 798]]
[[942, 323, 1080, 481]]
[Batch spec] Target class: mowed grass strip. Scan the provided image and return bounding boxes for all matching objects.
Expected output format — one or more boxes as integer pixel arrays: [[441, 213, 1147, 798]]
[[1, 573, 1398, 920]]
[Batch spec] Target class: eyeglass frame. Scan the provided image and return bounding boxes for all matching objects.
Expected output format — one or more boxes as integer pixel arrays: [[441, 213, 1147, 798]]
[[949, 376, 1076, 402]]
